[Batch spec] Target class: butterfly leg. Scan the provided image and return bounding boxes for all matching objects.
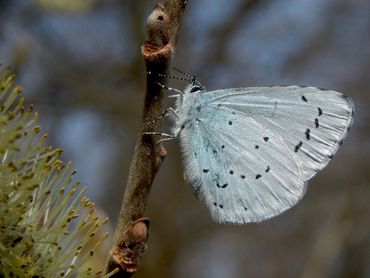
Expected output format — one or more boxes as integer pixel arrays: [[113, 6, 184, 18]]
[[143, 131, 177, 144], [156, 82, 183, 95], [158, 107, 179, 119], [168, 94, 181, 98]]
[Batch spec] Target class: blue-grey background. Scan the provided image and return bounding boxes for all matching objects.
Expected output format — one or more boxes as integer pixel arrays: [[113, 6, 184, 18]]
[[1, 0, 369, 277]]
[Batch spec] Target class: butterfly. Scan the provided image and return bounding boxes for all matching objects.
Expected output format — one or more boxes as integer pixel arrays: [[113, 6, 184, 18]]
[[148, 70, 354, 224]]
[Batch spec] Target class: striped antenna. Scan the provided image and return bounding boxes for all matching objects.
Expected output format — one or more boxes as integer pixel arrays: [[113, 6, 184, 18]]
[[172, 67, 193, 79], [147, 71, 192, 82], [172, 67, 202, 87]]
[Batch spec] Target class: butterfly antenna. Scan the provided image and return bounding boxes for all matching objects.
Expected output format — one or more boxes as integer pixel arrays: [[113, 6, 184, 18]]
[[147, 71, 192, 82], [172, 67, 193, 79], [147, 70, 202, 88], [172, 67, 202, 87]]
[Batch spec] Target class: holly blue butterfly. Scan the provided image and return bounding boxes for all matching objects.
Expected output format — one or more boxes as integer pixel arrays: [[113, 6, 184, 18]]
[[149, 71, 354, 224]]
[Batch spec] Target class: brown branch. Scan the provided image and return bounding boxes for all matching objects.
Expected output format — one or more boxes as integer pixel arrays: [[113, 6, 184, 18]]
[[106, 0, 188, 276]]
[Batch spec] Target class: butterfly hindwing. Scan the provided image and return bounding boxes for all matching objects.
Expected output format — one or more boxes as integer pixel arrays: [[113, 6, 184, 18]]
[[180, 102, 306, 223]]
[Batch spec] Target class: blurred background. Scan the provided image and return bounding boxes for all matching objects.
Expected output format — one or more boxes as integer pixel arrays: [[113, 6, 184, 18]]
[[0, 0, 369, 277]]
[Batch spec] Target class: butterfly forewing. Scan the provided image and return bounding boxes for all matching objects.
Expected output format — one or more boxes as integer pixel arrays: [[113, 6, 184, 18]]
[[205, 86, 354, 180]]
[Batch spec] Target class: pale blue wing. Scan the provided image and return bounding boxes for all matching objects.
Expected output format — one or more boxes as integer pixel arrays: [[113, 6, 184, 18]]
[[203, 86, 354, 180], [179, 85, 353, 224], [180, 104, 306, 223]]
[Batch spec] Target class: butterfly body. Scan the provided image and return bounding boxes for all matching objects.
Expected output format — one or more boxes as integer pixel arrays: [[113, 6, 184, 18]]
[[171, 81, 354, 224]]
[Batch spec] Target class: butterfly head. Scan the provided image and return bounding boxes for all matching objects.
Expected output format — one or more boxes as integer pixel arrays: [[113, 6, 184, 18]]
[[147, 68, 205, 95], [186, 75, 204, 93], [188, 84, 204, 93]]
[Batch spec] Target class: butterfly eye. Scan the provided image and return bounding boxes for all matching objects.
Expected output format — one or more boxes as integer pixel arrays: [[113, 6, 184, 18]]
[[190, 86, 202, 93]]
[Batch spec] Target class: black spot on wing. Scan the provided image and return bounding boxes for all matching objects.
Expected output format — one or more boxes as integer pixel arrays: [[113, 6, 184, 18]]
[[318, 107, 323, 116], [263, 136, 269, 142], [255, 174, 262, 180], [265, 166, 270, 173], [302, 95, 308, 102], [240, 175, 246, 179], [255, 145, 259, 149], [229, 170, 234, 175], [315, 118, 320, 128], [294, 141, 303, 153], [221, 145, 225, 149], [305, 128, 311, 140], [203, 169, 209, 173], [228, 121, 233, 125], [216, 182, 228, 188]]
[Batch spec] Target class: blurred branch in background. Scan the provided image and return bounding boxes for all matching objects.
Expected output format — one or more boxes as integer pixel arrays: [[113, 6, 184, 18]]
[[0, 0, 11, 14], [197, 0, 270, 71], [106, 0, 188, 276], [32, 0, 96, 12]]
